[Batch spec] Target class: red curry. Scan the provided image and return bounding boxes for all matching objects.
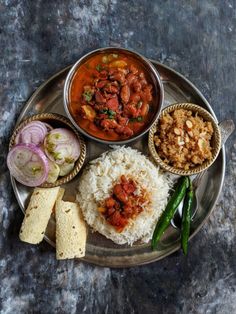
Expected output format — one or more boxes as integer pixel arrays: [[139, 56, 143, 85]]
[[98, 175, 148, 232], [69, 52, 155, 140]]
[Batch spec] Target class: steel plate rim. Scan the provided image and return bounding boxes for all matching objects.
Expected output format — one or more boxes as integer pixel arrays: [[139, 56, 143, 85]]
[[10, 60, 226, 267]]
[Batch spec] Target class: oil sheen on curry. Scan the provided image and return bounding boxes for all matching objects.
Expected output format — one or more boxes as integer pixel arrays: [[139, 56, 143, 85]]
[[69, 52, 155, 140]]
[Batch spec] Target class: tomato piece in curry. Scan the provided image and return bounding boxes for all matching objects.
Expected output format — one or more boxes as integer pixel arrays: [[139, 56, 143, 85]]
[[69, 52, 155, 141]]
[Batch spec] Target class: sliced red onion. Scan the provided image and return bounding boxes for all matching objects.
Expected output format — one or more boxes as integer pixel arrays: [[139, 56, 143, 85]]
[[15, 121, 48, 146], [44, 128, 80, 165], [59, 162, 75, 176], [7, 144, 49, 187], [46, 159, 60, 183], [15, 132, 21, 145], [43, 122, 53, 132]]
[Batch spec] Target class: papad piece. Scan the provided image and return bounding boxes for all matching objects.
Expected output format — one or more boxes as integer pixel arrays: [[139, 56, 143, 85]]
[[55, 200, 87, 260], [19, 186, 60, 244]]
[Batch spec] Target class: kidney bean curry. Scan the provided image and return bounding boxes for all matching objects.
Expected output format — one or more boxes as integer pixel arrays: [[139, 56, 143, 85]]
[[98, 175, 149, 232], [69, 52, 155, 140]]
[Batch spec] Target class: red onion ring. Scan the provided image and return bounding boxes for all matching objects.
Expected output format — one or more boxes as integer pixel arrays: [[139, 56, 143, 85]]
[[43, 122, 53, 132], [7, 143, 49, 187], [15, 121, 48, 146], [44, 128, 80, 164]]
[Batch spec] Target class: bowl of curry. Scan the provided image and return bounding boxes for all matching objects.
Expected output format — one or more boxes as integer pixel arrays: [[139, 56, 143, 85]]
[[64, 47, 164, 144]]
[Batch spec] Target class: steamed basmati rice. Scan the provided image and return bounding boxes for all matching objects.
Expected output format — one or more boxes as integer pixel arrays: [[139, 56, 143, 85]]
[[76, 147, 171, 245]]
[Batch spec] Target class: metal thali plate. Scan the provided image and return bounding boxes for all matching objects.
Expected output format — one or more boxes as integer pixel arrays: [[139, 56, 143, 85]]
[[11, 61, 225, 267]]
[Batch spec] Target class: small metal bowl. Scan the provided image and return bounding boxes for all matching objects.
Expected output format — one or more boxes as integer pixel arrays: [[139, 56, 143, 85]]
[[148, 103, 222, 176], [9, 113, 86, 188], [63, 47, 164, 145]]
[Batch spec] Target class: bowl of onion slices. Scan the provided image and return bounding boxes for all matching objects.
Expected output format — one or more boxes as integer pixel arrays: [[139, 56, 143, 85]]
[[8, 113, 86, 188]]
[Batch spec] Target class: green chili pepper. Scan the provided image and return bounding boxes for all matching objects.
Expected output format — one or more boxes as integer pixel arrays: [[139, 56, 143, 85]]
[[151, 176, 189, 250], [181, 178, 193, 255]]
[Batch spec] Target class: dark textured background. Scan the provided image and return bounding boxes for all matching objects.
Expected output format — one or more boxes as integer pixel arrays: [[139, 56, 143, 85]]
[[0, 1, 236, 313]]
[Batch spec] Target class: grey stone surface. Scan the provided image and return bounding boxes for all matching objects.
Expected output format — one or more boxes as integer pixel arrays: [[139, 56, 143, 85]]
[[0, 1, 236, 313]]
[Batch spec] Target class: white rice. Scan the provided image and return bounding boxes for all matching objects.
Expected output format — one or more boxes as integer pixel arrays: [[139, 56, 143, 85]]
[[76, 147, 171, 245]]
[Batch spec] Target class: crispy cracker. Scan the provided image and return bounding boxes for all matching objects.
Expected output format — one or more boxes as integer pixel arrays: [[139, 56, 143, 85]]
[[19, 187, 60, 244], [55, 200, 87, 260]]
